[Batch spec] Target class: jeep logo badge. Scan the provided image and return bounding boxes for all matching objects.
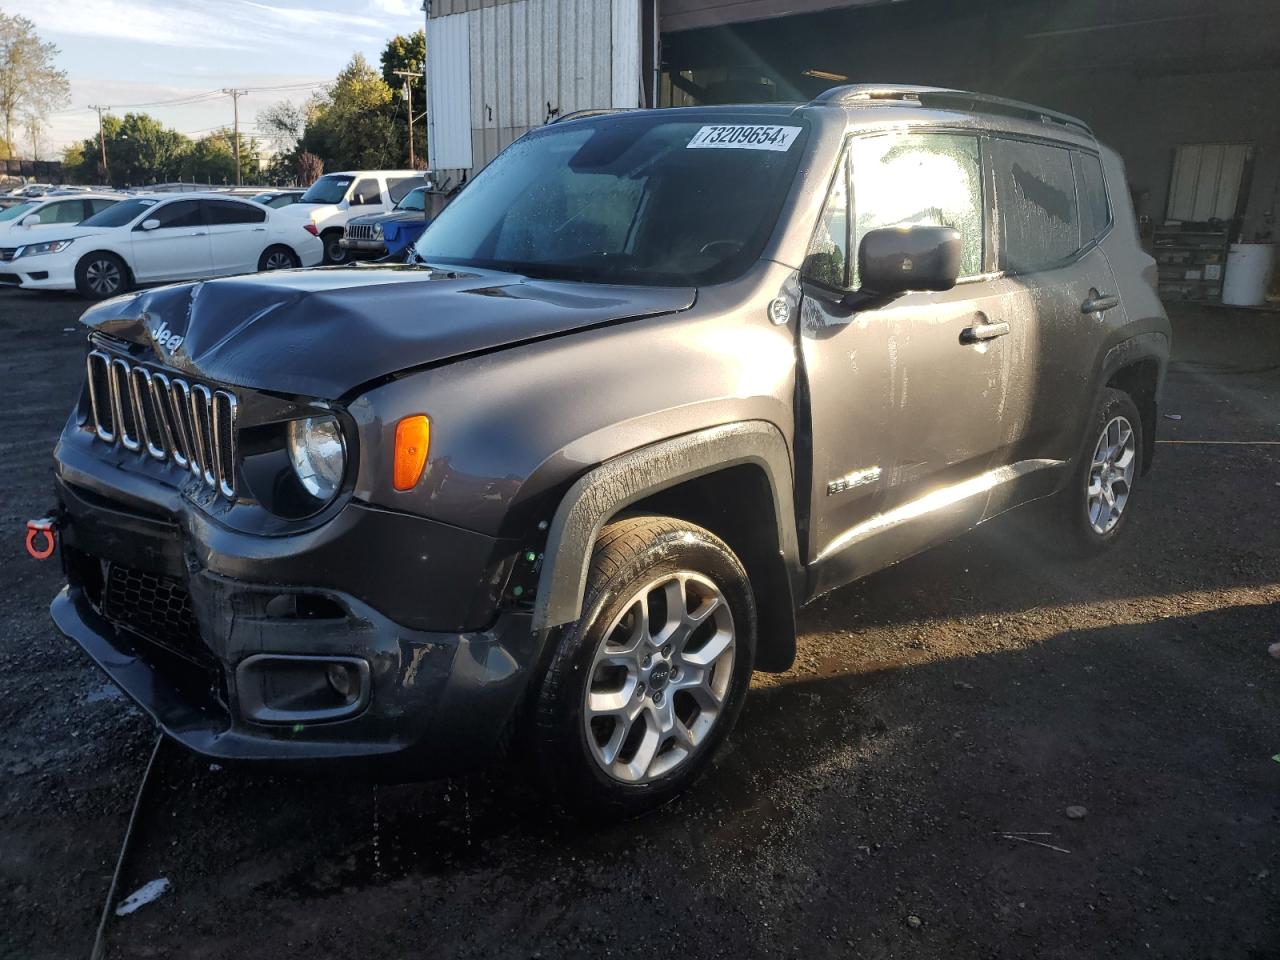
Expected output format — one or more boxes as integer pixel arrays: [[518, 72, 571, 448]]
[[152, 321, 184, 355], [648, 661, 671, 691]]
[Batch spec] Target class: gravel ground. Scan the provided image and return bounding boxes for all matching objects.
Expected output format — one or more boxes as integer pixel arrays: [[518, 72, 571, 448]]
[[1, 286, 1277, 960]]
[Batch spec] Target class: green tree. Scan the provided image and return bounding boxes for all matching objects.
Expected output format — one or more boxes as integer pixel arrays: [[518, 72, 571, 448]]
[[301, 54, 400, 170], [380, 30, 424, 89], [0, 13, 70, 154], [69, 113, 189, 186]]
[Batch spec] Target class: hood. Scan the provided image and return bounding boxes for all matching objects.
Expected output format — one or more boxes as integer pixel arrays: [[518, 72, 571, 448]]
[[350, 209, 427, 227], [80, 264, 696, 398], [3, 224, 109, 246]]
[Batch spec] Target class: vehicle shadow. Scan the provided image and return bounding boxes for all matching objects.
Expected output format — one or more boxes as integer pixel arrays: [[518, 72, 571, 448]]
[[115, 599, 1280, 959]]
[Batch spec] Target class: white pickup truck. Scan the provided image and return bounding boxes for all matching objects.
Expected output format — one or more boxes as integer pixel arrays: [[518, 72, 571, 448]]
[[288, 170, 427, 264]]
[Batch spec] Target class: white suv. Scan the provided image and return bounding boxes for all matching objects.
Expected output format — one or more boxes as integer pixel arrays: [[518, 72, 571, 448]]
[[290, 170, 426, 264]]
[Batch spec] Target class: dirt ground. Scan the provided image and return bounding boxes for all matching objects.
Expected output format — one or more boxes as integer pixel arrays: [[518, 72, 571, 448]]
[[0, 287, 1276, 960]]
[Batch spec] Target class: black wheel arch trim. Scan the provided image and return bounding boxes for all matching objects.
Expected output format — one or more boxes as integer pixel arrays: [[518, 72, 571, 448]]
[[532, 421, 804, 667]]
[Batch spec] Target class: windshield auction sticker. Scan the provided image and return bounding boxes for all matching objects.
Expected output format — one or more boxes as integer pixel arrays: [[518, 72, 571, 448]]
[[687, 125, 802, 151]]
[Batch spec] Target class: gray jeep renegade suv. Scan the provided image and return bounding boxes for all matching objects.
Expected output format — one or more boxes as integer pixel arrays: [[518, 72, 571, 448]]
[[49, 85, 1169, 816]]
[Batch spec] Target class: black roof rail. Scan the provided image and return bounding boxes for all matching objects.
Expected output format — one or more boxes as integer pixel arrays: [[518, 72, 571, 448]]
[[550, 108, 636, 124], [810, 83, 1092, 136]]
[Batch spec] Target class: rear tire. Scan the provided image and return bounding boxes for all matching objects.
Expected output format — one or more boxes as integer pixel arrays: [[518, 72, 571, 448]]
[[258, 245, 300, 272], [1049, 387, 1144, 556], [530, 516, 756, 819], [321, 230, 347, 265], [74, 251, 129, 300]]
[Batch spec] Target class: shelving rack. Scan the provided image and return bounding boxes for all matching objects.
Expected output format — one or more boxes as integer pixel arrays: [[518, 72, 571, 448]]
[[1152, 226, 1230, 302]]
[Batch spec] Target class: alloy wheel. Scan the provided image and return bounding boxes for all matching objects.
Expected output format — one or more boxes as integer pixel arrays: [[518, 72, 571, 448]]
[[1086, 415, 1136, 535], [264, 250, 294, 270], [85, 259, 121, 296], [583, 571, 736, 784]]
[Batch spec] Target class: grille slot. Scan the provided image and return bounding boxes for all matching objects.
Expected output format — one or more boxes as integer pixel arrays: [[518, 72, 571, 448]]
[[102, 563, 211, 666], [346, 223, 377, 242], [0, 247, 16, 262], [85, 350, 238, 499]]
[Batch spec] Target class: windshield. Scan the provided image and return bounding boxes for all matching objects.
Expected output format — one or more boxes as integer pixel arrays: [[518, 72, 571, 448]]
[[0, 201, 36, 222], [301, 175, 353, 205], [413, 113, 809, 285], [396, 187, 427, 212], [81, 197, 158, 228]]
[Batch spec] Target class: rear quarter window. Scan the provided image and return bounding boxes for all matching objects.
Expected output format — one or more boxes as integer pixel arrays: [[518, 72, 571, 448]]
[[992, 138, 1081, 274], [1073, 151, 1111, 244]]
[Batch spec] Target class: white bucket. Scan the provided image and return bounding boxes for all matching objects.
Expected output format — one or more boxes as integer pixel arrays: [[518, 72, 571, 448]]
[[1222, 243, 1275, 306]]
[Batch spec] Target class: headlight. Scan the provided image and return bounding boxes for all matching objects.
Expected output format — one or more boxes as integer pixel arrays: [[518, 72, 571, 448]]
[[287, 416, 346, 500], [373, 223, 384, 237], [16, 238, 75, 258]]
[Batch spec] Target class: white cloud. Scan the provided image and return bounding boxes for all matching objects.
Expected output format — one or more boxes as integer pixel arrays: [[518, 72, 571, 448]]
[[368, 0, 423, 17]]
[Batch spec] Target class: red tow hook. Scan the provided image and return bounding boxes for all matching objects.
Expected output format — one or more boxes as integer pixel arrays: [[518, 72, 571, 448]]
[[25, 517, 58, 560]]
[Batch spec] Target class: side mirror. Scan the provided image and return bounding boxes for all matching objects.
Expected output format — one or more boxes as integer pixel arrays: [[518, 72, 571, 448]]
[[20, 213, 40, 227], [141, 218, 161, 231], [857, 224, 962, 297]]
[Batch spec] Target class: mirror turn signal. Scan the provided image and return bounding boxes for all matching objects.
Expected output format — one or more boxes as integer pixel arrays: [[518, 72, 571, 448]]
[[393, 415, 431, 491]]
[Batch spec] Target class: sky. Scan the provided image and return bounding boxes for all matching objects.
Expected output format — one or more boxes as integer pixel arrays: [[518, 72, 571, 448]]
[[8, 0, 426, 157]]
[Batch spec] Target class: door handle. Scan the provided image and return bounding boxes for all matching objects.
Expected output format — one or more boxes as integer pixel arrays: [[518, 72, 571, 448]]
[[252, 227, 266, 232], [959, 320, 1010, 344], [1081, 293, 1119, 314], [189, 231, 207, 237]]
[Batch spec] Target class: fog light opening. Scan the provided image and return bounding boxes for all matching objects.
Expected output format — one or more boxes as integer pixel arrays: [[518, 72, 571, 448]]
[[326, 662, 357, 702]]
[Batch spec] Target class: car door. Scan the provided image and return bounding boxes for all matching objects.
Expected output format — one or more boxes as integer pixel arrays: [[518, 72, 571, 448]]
[[979, 137, 1123, 516], [203, 198, 268, 276], [128, 199, 212, 282], [801, 130, 1015, 594]]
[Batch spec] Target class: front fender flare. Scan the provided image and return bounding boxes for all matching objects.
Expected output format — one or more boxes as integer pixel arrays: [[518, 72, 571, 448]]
[[532, 421, 803, 633]]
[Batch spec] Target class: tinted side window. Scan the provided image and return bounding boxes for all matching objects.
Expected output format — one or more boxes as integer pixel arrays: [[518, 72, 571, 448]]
[[1072, 151, 1111, 243], [351, 179, 381, 205], [992, 139, 1081, 273], [142, 200, 204, 230], [87, 198, 117, 215], [387, 177, 421, 204], [43, 200, 88, 224], [849, 132, 985, 286], [803, 152, 849, 289], [204, 199, 266, 225]]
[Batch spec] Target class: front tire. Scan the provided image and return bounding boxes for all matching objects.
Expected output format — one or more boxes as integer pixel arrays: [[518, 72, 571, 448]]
[[321, 230, 348, 265], [1051, 387, 1144, 555], [531, 516, 756, 819], [74, 252, 129, 300]]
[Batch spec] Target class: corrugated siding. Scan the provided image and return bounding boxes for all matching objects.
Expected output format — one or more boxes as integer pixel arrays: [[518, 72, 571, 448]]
[[427, 14, 474, 170], [429, 0, 641, 178], [1167, 142, 1251, 222]]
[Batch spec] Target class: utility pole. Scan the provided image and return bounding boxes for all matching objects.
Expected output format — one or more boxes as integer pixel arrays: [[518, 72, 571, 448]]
[[88, 105, 110, 183], [394, 70, 424, 168], [221, 89, 247, 185]]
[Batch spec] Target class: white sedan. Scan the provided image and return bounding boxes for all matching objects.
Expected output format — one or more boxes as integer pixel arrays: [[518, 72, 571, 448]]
[[0, 192, 122, 237], [0, 193, 324, 299]]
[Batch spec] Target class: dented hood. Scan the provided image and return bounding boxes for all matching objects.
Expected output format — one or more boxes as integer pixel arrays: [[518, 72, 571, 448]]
[[80, 264, 696, 397]]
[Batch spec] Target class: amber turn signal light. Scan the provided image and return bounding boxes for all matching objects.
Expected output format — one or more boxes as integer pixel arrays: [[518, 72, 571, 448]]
[[393, 415, 430, 491]]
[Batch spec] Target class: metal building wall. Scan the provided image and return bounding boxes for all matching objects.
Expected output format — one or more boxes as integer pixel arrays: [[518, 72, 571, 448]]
[[427, 0, 643, 180]]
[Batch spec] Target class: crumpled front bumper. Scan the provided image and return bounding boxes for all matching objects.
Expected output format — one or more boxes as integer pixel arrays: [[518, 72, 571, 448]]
[[49, 466, 541, 777]]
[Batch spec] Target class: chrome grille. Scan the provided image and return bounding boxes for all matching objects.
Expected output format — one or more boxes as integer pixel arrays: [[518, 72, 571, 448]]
[[86, 350, 238, 498], [0, 247, 16, 262], [345, 223, 378, 242]]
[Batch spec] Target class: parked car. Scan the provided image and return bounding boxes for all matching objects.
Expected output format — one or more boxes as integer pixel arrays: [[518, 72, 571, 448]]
[[1, 192, 322, 298], [46, 86, 1168, 816], [340, 185, 433, 259], [251, 189, 307, 209], [0, 193, 121, 236], [286, 170, 426, 264]]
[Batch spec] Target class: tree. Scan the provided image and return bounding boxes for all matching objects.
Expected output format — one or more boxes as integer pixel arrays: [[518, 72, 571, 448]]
[[22, 110, 44, 160], [175, 131, 237, 184], [68, 112, 189, 186], [300, 54, 400, 170], [380, 30, 424, 89], [297, 150, 323, 186], [0, 13, 70, 154], [381, 31, 427, 167]]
